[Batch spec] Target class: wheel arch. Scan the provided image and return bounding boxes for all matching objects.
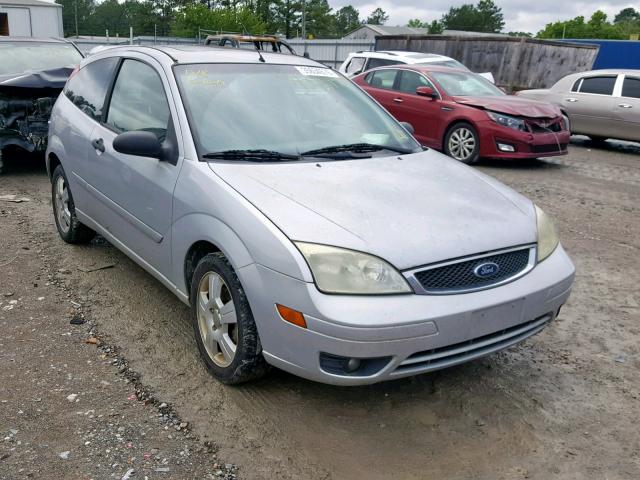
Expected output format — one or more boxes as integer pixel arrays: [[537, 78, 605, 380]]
[[172, 213, 256, 301]]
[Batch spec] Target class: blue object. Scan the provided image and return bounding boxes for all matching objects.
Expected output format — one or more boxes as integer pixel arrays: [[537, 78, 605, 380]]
[[565, 39, 640, 69]]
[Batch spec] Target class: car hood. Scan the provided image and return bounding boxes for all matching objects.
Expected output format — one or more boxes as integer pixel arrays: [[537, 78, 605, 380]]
[[208, 151, 537, 270], [453, 95, 561, 118], [0, 66, 75, 90]]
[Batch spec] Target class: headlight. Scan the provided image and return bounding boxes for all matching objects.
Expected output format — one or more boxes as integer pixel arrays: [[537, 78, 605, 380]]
[[487, 111, 526, 131], [294, 242, 411, 295], [535, 205, 559, 262]]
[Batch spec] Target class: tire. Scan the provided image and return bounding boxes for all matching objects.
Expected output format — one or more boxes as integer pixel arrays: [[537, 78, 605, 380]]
[[0, 149, 5, 175], [51, 165, 95, 244], [588, 136, 608, 145], [444, 122, 480, 164], [190, 252, 270, 385]]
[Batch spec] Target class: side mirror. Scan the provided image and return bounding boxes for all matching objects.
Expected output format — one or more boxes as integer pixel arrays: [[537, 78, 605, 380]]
[[399, 121, 414, 135], [113, 131, 162, 160], [416, 86, 437, 99]]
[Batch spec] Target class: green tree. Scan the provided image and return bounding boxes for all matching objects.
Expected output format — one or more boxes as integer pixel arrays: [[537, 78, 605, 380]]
[[304, 0, 335, 38], [334, 5, 360, 36], [56, 0, 95, 37], [507, 31, 532, 38], [427, 20, 444, 34], [441, 0, 504, 33], [172, 4, 265, 37], [407, 19, 425, 28], [366, 7, 388, 25], [536, 11, 623, 39], [272, 0, 302, 37], [614, 7, 640, 24]]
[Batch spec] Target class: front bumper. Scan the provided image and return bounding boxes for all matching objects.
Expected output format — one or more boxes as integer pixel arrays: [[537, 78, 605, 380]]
[[477, 120, 570, 159], [238, 245, 575, 385]]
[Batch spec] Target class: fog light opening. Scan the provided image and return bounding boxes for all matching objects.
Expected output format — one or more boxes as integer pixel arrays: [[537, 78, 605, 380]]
[[346, 358, 362, 373], [497, 142, 515, 152], [319, 352, 391, 377]]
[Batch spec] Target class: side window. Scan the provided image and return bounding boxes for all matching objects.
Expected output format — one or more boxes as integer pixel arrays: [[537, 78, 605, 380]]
[[64, 57, 119, 121], [621, 77, 640, 99], [366, 58, 401, 70], [106, 59, 170, 140], [397, 70, 432, 94], [366, 69, 398, 90], [571, 79, 582, 92], [578, 76, 616, 95], [345, 56, 366, 75]]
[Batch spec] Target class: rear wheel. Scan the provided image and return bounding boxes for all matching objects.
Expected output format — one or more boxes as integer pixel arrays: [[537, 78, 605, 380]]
[[51, 165, 95, 244], [0, 149, 5, 175], [190, 252, 270, 384], [444, 123, 480, 164]]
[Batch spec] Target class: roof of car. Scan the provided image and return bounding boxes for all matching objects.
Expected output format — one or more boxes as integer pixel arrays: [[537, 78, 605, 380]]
[[369, 64, 471, 75], [87, 45, 319, 66], [351, 50, 453, 62]]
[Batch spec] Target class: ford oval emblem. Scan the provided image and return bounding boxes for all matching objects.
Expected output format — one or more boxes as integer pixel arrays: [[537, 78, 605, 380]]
[[473, 262, 499, 278]]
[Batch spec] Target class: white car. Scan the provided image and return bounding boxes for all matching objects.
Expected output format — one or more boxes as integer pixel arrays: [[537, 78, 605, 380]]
[[339, 50, 494, 83]]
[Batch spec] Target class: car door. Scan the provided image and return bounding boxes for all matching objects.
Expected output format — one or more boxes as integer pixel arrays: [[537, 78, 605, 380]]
[[391, 70, 441, 146], [562, 74, 618, 137], [58, 57, 120, 211], [611, 74, 640, 141], [84, 56, 182, 274], [360, 69, 400, 114]]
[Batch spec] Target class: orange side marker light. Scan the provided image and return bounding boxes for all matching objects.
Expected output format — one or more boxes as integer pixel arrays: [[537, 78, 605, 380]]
[[276, 304, 307, 329]]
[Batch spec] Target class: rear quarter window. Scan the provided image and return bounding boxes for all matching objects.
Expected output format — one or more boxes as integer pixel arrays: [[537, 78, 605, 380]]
[[64, 57, 119, 121], [622, 77, 640, 99], [578, 76, 617, 95]]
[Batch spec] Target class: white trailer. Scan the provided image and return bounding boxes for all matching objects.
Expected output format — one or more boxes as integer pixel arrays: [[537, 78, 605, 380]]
[[0, 0, 63, 38]]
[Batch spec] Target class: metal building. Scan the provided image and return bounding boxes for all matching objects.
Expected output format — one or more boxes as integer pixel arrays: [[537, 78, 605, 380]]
[[0, 0, 63, 37]]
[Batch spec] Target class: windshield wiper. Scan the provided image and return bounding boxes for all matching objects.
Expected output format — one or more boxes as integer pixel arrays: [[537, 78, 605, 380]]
[[301, 143, 413, 157], [202, 149, 300, 162]]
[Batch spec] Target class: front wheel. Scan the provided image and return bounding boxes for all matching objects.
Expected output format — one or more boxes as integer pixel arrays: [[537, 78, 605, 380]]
[[190, 252, 270, 385], [444, 123, 480, 164], [51, 165, 95, 244]]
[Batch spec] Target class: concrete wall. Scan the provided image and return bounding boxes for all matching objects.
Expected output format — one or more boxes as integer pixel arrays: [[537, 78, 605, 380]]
[[376, 35, 600, 90]]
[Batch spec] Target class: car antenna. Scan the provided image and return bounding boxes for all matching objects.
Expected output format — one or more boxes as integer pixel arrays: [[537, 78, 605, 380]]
[[240, 22, 265, 63]]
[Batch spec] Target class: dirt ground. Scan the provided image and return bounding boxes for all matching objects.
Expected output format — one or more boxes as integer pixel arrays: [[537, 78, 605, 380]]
[[1, 137, 639, 480]]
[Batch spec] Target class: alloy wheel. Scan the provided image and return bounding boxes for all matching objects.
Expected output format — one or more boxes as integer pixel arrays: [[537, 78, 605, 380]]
[[448, 127, 476, 161], [54, 175, 71, 234], [197, 272, 238, 367]]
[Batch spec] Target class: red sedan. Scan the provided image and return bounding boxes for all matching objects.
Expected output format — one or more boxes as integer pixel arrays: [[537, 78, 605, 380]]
[[352, 65, 570, 164]]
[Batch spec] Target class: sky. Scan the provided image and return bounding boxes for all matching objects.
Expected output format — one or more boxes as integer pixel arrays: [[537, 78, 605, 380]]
[[330, 0, 638, 34]]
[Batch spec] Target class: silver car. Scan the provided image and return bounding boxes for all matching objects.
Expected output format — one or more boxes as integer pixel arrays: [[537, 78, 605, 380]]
[[46, 46, 575, 385], [517, 69, 640, 143]]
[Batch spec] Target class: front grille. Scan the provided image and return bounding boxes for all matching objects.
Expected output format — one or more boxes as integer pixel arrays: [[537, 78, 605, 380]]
[[532, 143, 568, 153], [527, 118, 563, 133], [393, 313, 552, 374], [413, 248, 531, 294]]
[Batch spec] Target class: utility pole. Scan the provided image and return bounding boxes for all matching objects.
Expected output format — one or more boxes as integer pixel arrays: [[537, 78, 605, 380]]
[[301, 0, 306, 39], [74, 0, 78, 38]]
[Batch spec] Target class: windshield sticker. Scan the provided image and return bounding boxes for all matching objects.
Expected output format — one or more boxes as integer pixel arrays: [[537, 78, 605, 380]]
[[295, 66, 339, 78], [360, 133, 390, 145]]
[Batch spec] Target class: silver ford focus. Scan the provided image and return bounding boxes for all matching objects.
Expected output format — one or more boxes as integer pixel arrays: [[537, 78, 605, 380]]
[[46, 46, 575, 385]]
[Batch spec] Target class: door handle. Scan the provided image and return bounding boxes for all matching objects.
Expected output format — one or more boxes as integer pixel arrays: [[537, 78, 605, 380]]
[[618, 103, 633, 109], [393, 98, 403, 103], [91, 138, 105, 153], [565, 98, 578, 102]]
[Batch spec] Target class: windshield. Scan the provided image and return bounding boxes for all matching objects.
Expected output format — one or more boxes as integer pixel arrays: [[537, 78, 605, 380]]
[[427, 60, 469, 71], [174, 63, 421, 159], [431, 71, 504, 97], [0, 42, 82, 76]]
